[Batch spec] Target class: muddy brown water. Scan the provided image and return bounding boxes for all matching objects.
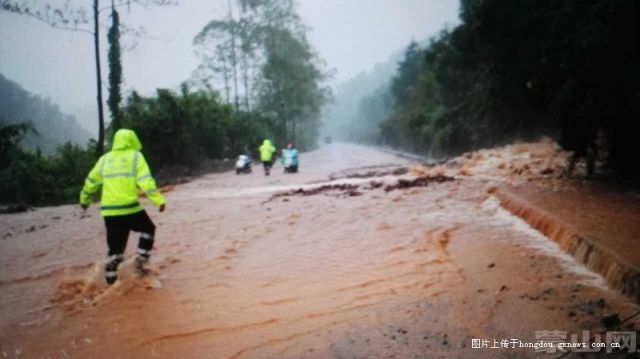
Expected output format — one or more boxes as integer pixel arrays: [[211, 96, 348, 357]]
[[0, 143, 638, 358]]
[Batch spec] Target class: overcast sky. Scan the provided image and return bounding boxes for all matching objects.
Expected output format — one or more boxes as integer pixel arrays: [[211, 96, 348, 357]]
[[0, 0, 460, 135]]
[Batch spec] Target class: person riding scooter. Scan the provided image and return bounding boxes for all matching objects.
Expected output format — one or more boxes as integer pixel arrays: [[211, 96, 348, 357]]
[[235, 154, 252, 175], [281, 143, 299, 173]]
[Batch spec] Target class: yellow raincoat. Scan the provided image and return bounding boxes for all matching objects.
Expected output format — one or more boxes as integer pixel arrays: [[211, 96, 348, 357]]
[[259, 139, 276, 162], [79, 129, 165, 216]]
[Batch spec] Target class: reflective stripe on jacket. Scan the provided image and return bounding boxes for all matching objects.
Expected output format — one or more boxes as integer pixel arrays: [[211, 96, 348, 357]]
[[79, 129, 165, 216]]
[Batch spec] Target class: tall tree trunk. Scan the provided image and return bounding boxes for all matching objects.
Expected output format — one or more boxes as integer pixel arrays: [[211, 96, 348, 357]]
[[241, 48, 250, 111], [291, 117, 296, 144], [281, 98, 288, 145], [94, 0, 105, 157], [238, 0, 252, 111], [228, 0, 240, 112], [107, 0, 122, 136], [218, 45, 231, 103]]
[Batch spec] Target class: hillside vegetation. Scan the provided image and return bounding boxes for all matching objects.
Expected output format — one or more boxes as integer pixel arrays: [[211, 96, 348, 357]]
[[347, 0, 639, 179], [0, 74, 92, 153]]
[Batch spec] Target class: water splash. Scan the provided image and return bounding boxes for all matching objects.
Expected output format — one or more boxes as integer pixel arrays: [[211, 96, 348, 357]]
[[489, 189, 640, 303], [49, 258, 162, 313]]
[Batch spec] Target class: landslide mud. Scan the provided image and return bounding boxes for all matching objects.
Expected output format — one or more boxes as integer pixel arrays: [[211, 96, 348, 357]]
[[1, 142, 638, 358], [267, 174, 454, 202], [328, 165, 409, 181]]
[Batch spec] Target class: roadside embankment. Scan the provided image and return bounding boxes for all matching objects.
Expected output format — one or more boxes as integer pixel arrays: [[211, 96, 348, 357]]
[[491, 185, 640, 303]]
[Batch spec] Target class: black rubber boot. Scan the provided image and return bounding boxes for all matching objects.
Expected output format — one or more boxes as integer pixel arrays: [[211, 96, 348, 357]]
[[134, 256, 149, 276], [105, 254, 123, 284], [136, 233, 153, 276]]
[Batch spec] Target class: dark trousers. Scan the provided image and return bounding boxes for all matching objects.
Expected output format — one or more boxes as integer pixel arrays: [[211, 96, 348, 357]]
[[104, 210, 156, 259], [262, 160, 273, 175]]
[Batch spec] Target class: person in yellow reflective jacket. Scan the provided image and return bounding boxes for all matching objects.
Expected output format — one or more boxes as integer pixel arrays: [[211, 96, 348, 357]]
[[258, 139, 276, 176], [80, 129, 166, 284]]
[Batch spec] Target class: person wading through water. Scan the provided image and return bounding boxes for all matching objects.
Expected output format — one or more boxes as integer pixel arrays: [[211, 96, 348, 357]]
[[79, 129, 166, 284], [259, 139, 277, 176]]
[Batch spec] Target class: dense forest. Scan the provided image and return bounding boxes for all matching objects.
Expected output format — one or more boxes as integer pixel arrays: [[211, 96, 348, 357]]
[[3, 0, 638, 207], [190, 0, 330, 150], [116, 0, 330, 170], [0, 0, 329, 206], [0, 74, 92, 153], [345, 0, 639, 179]]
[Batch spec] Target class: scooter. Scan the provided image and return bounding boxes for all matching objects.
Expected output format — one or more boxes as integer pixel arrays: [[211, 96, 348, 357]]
[[282, 150, 299, 173], [235, 155, 252, 175]]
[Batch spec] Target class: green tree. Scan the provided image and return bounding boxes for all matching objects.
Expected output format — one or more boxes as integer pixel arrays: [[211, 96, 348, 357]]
[[371, 0, 640, 178], [0, 122, 96, 205], [2, 0, 177, 157], [107, 1, 123, 135], [119, 85, 265, 171], [0, 123, 31, 170], [193, 0, 331, 150]]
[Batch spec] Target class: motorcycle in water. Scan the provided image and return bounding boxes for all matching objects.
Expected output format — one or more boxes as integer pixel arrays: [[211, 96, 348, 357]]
[[283, 157, 298, 173], [235, 155, 252, 175]]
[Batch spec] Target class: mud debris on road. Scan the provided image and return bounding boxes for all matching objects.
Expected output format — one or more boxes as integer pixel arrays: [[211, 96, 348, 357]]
[[267, 174, 455, 203], [1, 141, 638, 358]]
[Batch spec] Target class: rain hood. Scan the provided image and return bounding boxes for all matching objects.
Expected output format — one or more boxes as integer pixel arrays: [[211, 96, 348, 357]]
[[112, 129, 142, 151]]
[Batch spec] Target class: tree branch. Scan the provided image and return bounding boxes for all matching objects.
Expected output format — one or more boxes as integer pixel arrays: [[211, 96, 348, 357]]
[[98, 1, 130, 15], [98, 0, 177, 14], [14, 9, 93, 35]]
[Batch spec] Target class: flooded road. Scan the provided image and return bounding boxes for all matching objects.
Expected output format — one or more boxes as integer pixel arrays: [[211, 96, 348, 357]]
[[1, 142, 638, 358]]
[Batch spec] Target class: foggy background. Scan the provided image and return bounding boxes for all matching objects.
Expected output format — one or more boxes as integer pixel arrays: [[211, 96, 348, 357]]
[[0, 0, 460, 136]]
